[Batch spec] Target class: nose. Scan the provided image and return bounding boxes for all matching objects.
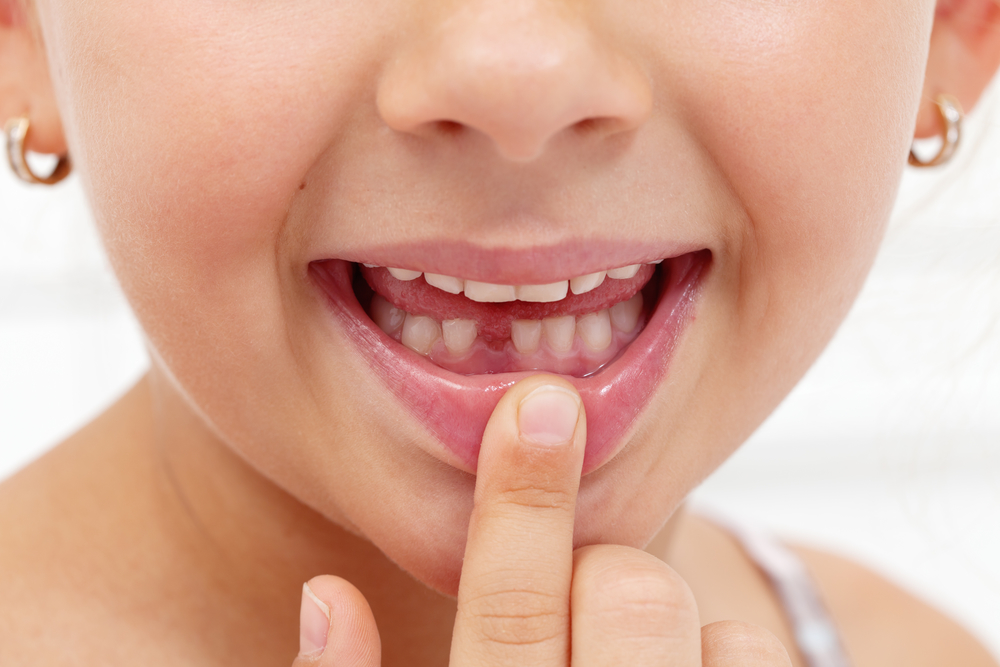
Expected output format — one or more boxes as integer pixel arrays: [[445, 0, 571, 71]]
[[376, 0, 653, 162]]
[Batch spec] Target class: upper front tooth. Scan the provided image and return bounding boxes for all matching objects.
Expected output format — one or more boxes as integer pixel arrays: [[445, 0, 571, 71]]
[[425, 273, 465, 294], [388, 267, 422, 281], [570, 271, 606, 295], [607, 264, 640, 280], [515, 281, 568, 303], [464, 281, 516, 303]]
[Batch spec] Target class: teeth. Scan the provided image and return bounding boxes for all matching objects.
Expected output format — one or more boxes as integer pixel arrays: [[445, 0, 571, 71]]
[[370, 294, 406, 336], [442, 318, 477, 354], [607, 264, 640, 280], [610, 293, 643, 333], [515, 281, 569, 303], [388, 267, 422, 281], [569, 271, 606, 295], [576, 310, 613, 351], [464, 280, 517, 303], [401, 314, 441, 356], [382, 294, 645, 360], [511, 319, 542, 354], [543, 315, 576, 353], [425, 273, 465, 294]]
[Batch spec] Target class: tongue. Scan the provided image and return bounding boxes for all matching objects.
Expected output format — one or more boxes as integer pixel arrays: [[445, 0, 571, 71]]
[[360, 264, 657, 340]]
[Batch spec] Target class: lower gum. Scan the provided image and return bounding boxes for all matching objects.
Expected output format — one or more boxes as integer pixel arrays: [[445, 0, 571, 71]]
[[415, 320, 645, 376]]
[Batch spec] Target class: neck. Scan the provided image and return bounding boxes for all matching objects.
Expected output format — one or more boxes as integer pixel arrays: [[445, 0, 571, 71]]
[[134, 370, 457, 665], [120, 368, 684, 666]]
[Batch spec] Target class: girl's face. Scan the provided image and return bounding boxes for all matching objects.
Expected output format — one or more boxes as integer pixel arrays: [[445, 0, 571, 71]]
[[34, 0, 932, 593]]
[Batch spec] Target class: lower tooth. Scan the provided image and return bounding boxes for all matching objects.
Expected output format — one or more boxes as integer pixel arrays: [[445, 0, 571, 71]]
[[442, 318, 477, 354], [401, 314, 441, 356], [511, 319, 542, 354], [610, 293, 643, 333], [576, 310, 612, 351], [371, 294, 406, 336], [543, 315, 576, 353]]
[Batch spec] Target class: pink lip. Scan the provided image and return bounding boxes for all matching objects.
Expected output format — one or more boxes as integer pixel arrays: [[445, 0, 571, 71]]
[[311, 251, 707, 474]]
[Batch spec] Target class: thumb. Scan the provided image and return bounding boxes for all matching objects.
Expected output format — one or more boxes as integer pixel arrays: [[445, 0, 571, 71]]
[[291, 576, 381, 667]]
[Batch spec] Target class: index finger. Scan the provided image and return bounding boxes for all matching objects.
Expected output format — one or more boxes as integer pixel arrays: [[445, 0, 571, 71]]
[[450, 376, 587, 667]]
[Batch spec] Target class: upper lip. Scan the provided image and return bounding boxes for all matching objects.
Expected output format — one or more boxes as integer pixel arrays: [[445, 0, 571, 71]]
[[314, 238, 705, 285]]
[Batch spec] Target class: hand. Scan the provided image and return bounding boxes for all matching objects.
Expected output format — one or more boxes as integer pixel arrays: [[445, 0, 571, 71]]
[[291, 375, 792, 666]]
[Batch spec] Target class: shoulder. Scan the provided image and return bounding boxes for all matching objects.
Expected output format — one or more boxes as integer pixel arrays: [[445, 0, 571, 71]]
[[0, 381, 174, 666], [794, 545, 998, 667]]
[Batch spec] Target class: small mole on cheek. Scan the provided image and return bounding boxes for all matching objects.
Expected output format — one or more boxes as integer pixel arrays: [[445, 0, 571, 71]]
[[299, 182, 307, 190]]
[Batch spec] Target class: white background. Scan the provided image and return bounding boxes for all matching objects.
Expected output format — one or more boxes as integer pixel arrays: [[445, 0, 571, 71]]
[[2, 87, 999, 654]]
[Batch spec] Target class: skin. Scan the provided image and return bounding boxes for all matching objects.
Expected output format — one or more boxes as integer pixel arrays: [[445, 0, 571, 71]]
[[2, 0, 1000, 665]]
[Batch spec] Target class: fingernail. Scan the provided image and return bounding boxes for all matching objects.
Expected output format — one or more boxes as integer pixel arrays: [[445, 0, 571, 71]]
[[518, 385, 581, 446], [299, 583, 330, 657]]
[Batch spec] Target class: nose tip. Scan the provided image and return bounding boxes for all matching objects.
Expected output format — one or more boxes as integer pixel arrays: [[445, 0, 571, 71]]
[[376, 4, 652, 162]]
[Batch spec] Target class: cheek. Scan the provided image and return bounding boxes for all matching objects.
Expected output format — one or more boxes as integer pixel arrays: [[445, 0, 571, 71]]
[[682, 0, 931, 370], [32, 1, 408, 517], [693, 0, 930, 269], [582, 0, 937, 522], [41, 0, 400, 286], [38, 0, 387, 413]]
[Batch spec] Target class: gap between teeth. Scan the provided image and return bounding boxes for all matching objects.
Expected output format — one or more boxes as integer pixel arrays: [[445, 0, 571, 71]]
[[383, 261, 652, 302], [371, 292, 644, 357]]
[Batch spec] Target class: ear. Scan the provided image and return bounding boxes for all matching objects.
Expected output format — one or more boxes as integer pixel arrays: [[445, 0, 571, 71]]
[[0, 0, 66, 155], [916, 0, 1000, 137]]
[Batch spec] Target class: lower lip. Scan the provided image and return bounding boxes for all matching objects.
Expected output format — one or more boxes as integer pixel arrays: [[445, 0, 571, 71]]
[[311, 252, 707, 474]]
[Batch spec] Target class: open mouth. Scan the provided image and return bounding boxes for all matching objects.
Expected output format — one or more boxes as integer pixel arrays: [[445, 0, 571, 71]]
[[311, 249, 709, 473], [355, 261, 657, 377]]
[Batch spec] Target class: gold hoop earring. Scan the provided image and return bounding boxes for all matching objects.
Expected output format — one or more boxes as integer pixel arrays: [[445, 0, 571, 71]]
[[908, 94, 964, 168], [4, 116, 72, 185]]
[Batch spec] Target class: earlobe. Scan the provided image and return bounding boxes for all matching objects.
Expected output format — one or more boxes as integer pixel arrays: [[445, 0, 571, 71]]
[[916, 0, 1000, 138], [0, 0, 25, 29], [0, 2, 67, 156]]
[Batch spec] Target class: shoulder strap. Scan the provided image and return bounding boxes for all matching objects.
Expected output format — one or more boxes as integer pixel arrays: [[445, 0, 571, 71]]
[[705, 515, 854, 667]]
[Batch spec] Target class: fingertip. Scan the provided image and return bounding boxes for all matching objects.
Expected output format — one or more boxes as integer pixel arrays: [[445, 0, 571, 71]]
[[474, 374, 588, 507], [483, 374, 586, 453], [293, 576, 381, 667], [299, 582, 331, 658], [517, 383, 582, 446]]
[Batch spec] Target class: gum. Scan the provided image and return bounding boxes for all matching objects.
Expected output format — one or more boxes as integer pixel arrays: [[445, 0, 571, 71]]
[[374, 306, 647, 375], [361, 264, 655, 340]]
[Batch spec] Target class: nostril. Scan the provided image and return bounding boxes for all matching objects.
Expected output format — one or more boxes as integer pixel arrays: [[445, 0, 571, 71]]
[[572, 117, 618, 137], [435, 120, 465, 137]]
